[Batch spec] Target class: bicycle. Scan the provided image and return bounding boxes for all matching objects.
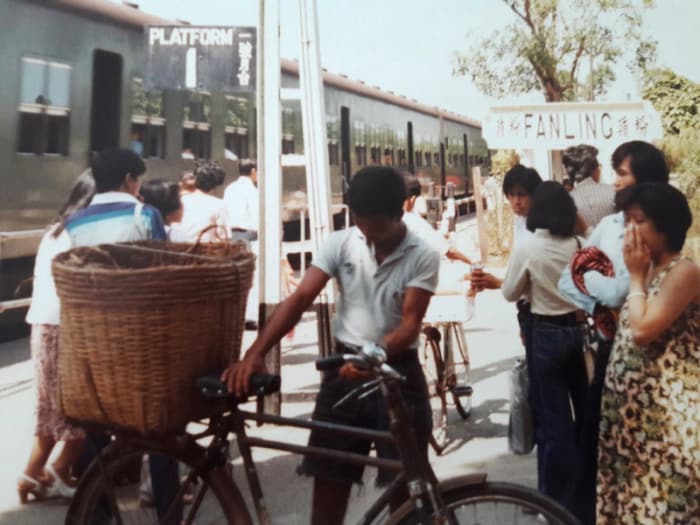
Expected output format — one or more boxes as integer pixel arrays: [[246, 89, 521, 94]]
[[65, 345, 581, 525], [421, 291, 474, 454]]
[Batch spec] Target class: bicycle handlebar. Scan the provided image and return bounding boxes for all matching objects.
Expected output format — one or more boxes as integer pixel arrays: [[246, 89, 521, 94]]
[[315, 354, 347, 371], [314, 343, 405, 382], [198, 373, 281, 400]]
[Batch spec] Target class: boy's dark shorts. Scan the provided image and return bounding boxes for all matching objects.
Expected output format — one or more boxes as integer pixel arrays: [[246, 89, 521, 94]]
[[297, 344, 432, 485]]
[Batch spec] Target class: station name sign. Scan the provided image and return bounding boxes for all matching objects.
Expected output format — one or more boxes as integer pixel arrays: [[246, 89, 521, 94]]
[[144, 25, 256, 92], [483, 102, 662, 149]]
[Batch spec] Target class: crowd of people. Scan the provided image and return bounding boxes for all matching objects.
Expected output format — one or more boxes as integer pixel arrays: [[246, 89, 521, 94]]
[[472, 140, 699, 524], [16, 139, 698, 525]]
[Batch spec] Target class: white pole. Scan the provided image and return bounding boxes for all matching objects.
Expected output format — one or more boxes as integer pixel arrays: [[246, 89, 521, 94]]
[[257, 0, 282, 413], [297, 0, 335, 356]]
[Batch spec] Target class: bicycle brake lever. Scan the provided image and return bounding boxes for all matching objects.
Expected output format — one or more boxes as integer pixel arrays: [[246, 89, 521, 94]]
[[357, 383, 381, 401], [332, 379, 381, 410]]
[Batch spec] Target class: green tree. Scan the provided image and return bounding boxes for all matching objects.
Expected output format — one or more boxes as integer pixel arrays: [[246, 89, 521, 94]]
[[453, 0, 655, 102], [642, 68, 700, 135]]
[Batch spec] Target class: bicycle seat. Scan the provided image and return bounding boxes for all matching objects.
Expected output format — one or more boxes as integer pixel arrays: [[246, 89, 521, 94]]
[[197, 373, 281, 402]]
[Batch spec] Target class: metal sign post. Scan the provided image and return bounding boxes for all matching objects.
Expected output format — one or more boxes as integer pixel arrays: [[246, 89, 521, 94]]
[[257, 0, 283, 414], [298, 0, 335, 357]]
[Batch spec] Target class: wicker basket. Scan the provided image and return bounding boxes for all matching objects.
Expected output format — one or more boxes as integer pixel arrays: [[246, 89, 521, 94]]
[[53, 243, 255, 435]]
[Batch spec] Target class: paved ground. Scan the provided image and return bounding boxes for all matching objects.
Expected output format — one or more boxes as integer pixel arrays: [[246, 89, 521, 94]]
[[0, 222, 538, 524]]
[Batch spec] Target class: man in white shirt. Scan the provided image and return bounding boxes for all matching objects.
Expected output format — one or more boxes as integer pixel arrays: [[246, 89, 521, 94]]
[[402, 173, 471, 264], [223, 159, 260, 328], [223, 159, 259, 242]]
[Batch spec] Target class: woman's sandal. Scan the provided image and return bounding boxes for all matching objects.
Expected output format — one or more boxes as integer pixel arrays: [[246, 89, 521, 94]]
[[45, 464, 76, 499], [17, 474, 48, 504]]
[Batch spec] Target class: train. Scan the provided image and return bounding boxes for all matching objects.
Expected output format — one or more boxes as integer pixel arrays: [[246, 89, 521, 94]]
[[0, 0, 489, 335]]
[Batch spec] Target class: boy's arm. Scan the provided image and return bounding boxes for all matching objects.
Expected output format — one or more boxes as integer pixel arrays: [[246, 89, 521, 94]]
[[382, 287, 433, 359], [223, 266, 330, 395]]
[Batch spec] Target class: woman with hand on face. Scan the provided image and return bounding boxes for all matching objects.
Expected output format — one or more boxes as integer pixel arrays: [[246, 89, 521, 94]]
[[597, 183, 699, 525]]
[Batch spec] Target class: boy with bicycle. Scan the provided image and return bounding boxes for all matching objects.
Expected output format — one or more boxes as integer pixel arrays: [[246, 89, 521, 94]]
[[223, 166, 440, 525]]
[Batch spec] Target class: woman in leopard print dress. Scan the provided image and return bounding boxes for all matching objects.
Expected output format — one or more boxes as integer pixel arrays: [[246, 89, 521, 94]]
[[597, 184, 699, 525]]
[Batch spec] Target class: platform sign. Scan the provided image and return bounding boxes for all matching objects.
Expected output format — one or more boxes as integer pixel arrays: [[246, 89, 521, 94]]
[[144, 26, 256, 92]]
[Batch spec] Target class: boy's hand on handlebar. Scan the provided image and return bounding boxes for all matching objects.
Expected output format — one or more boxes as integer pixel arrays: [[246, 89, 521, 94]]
[[339, 363, 371, 381], [221, 352, 268, 397]]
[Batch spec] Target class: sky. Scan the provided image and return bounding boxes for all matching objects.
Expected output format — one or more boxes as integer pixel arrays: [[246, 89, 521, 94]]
[[134, 0, 700, 123]]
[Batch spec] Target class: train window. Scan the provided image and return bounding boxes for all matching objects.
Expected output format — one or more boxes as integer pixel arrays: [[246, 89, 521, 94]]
[[424, 152, 432, 167], [17, 57, 71, 155], [183, 91, 211, 158], [328, 142, 339, 166], [415, 150, 422, 168], [433, 152, 440, 166], [131, 79, 166, 159], [225, 131, 248, 159], [383, 148, 394, 166], [224, 95, 250, 159], [397, 149, 406, 167], [459, 154, 465, 168], [282, 136, 295, 155], [355, 145, 367, 166], [370, 147, 381, 165]]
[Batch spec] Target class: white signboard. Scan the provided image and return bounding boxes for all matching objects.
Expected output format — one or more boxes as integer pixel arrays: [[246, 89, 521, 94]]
[[483, 102, 662, 149]]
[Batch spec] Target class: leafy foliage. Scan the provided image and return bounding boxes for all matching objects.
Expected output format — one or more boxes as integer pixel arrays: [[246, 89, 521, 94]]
[[453, 0, 655, 102], [643, 68, 700, 135]]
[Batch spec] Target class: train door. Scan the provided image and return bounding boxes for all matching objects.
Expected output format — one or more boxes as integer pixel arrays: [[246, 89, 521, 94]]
[[90, 50, 123, 153], [340, 106, 351, 202]]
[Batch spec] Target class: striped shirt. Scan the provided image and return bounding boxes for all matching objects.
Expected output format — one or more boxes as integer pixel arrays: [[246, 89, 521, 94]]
[[571, 178, 615, 229], [65, 192, 166, 247]]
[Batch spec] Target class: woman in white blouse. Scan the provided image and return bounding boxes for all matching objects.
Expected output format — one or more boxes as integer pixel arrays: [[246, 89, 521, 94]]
[[501, 181, 586, 515], [19, 171, 95, 503], [179, 160, 226, 242]]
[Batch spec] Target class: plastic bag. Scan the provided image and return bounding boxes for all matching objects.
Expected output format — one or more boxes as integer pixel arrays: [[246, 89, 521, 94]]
[[508, 357, 535, 455]]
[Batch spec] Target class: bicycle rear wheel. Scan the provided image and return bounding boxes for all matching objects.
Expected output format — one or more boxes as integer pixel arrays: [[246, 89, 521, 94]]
[[65, 443, 249, 525], [391, 481, 581, 525]]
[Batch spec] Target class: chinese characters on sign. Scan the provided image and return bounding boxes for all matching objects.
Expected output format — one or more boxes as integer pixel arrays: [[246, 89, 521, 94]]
[[144, 26, 256, 92], [483, 102, 662, 149]]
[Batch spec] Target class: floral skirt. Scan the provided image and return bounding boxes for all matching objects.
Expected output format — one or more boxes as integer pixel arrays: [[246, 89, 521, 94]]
[[31, 324, 84, 441]]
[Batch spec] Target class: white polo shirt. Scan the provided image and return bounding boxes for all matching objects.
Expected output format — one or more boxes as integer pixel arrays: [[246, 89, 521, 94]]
[[312, 226, 440, 348]]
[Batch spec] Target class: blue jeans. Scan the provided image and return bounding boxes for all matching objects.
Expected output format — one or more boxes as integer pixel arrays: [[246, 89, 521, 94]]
[[531, 318, 587, 513], [574, 338, 612, 525]]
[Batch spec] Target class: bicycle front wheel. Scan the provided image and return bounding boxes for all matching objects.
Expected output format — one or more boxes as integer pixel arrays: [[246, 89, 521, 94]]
[[65, 443, 250, 525], [391, 481, 581, 525]]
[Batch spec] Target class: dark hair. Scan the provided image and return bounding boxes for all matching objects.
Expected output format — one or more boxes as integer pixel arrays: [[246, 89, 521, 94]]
[[562, 144, 599, 182], [140, 179, 182, 219], [401, 172, 422, 198], [53, 169, 96, 237], [502, 164, 542, 196], [91, 149, 146, 192], [526, 181, 577, 236], [348, 166, 406, 218], [562, 178, 574, 189], [239, 159, 257, 176], [611, 141, 669, 184], [622, 183, 692, 252], [194, 160, 225, 192]]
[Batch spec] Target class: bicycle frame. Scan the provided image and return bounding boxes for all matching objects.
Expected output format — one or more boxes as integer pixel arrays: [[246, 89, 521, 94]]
[[227, 378, 451, 525]]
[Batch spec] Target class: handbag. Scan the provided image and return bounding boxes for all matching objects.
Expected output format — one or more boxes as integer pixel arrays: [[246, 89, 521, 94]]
[[508, 357, 535, 455]]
